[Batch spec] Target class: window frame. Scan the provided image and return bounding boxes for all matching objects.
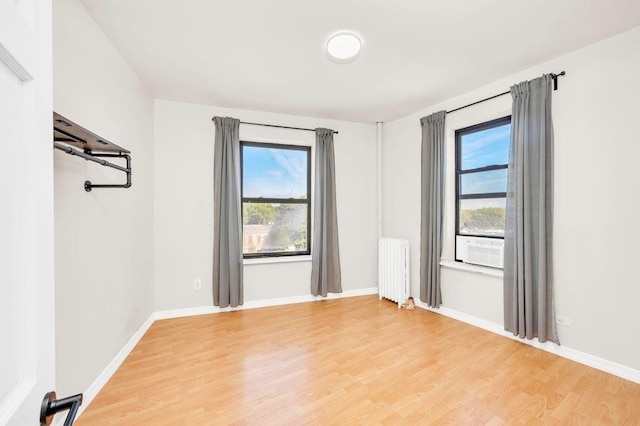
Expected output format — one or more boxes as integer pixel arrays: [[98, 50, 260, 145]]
[[240, 140, 312, 259], [455, 116, 510, 242]]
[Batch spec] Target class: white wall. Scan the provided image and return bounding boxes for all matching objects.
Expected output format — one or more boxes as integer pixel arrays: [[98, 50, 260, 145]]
[[383, 26, 640, 371], [154, 100, 377, 311], [53, 0, 155, 397]]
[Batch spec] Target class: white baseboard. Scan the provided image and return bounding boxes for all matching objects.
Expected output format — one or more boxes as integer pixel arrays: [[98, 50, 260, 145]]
[[414, 300, 640, 384], [154, 287, 378, 320], [74, 314, 155, 421], [76, 286, 378, 420]]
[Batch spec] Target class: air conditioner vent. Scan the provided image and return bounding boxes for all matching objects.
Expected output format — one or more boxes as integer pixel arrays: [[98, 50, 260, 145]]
[[456, 236, 504, 269]]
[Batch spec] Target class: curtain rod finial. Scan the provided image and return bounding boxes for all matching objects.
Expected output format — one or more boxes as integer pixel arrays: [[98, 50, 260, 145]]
[[551, 71, 566, 90]]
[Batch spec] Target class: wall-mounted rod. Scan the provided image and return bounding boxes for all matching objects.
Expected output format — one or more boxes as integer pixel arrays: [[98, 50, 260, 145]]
[[54, 142, 129, 173], [446, 71, 566, 115], [54, 142, 132, 192], [84, 153, 132, 192]]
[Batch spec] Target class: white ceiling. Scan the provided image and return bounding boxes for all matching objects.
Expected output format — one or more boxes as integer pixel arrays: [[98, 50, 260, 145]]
[[79, 0, 640, 123]]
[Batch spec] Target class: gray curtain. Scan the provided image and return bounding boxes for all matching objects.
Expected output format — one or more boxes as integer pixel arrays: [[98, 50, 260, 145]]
[[420, 111, 446, 308], [310, 128, 342, 297], [503, 75, 559, 344], [212, 116, 243, 308]]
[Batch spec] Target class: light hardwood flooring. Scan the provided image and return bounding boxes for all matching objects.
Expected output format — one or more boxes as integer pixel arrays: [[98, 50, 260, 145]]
[[77, 296, 640, 425]]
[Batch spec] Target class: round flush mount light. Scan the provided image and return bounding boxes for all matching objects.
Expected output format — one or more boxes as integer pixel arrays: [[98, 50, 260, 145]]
[[326, 31, 362, 64]]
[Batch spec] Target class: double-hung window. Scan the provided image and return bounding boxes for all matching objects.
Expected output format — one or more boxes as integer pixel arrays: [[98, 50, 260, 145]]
[[455, 116, 510, 262], [241, 141, 311, 258]]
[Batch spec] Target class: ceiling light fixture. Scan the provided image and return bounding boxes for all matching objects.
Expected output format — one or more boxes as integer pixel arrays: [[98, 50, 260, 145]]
[[326, 31, 362, 64]]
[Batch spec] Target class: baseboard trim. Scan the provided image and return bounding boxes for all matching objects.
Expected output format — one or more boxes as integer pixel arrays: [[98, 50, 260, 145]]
[[414, 300, 640, 384], [75, 314, 155, 420], [154, 287, 378, 320], [76, 286, 378, 419]]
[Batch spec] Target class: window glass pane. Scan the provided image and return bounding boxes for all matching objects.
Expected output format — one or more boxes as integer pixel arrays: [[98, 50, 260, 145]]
[[461, 123, 510, 170], [460, 169, 508, 195], [243, 146, 308, 199], [242, 203, 307, 254], [459, 198, 506, 237]]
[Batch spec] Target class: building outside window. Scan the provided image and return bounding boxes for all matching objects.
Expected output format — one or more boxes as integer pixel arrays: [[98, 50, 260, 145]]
[[241, 141, 311, 258]]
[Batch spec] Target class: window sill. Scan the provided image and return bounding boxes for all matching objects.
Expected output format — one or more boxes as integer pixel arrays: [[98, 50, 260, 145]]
[[440, 259, 503, 278], [244, 255, 312, 266]]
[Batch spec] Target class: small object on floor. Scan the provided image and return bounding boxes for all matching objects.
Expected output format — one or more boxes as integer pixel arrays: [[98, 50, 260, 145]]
[[400, 297, 415, 310]]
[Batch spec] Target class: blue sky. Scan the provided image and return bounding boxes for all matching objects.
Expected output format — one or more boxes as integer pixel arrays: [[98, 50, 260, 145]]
[[242, 125, 509, 199], [243, 146, 307, 198], [461, 123, 510, 170], [460, 123, 510, 194]]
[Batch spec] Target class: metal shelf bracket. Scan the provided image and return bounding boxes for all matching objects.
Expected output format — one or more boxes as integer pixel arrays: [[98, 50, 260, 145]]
[[53, 112, 132, 192]]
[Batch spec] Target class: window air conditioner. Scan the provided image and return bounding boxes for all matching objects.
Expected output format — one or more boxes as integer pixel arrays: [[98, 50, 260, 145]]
[[456, 236, 504, 269]]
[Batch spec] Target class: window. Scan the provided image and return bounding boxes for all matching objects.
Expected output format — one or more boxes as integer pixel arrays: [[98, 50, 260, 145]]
[[455, 116, 510, 244], [241, 141, 311, 258]]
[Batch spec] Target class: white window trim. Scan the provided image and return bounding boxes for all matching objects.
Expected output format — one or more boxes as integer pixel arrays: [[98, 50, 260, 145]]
[[244, 255, 312, 266], [440, 259, 503, 278]]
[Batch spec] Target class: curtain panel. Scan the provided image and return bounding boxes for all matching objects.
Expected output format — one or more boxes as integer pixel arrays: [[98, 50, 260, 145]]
[[310, 128, 342, 297], [503, 75, 559, 344], [212, 116, 243, 308], [419, 111, 446, 308]]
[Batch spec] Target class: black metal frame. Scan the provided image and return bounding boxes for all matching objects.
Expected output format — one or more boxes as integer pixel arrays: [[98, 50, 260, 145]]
[[53, 142, 132, 192], [455, 116, 510, 259], [83, 152, 132, 192], [240, 141, 312, 258], [53, 112, 132, 192]]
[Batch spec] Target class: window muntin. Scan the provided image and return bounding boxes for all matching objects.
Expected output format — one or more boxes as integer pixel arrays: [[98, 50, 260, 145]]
[[241, 142, 311, 258], [459, 169, 508, 195], [456, 116, 510, 242]]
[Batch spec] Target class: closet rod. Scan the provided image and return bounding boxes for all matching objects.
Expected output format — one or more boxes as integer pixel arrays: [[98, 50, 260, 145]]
[[54, 142, 129, 173], [446, 71, 566, 115], [212, 118, 338, 134]]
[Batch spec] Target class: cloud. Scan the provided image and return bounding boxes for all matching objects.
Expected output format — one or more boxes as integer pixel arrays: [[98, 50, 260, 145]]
[[243, 146, 307, 198], [461, 125, 510, 169], [270, 149, 306, 181]]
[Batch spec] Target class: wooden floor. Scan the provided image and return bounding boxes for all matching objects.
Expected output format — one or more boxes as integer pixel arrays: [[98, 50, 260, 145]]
[[77, 296, 640, 425]]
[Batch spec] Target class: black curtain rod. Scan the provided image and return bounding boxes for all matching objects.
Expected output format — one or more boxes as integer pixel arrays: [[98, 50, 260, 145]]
[[211, 118, 338, 134], [242, 121, 338, 134], [446, 71, 566, 115]]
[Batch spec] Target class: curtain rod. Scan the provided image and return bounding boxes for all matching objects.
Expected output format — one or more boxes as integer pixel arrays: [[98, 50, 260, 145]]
[[211, 118, 338, 134], [242, 121, 339, 134], [446, 71, 566, 115]]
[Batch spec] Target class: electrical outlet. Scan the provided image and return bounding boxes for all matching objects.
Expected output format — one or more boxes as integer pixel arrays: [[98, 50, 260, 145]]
[[556, 315, 572, 327], [193, 279, 202, 291]]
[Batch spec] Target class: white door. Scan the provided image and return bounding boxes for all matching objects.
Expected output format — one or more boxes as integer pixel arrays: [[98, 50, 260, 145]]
[[0, 0, 55, 425]]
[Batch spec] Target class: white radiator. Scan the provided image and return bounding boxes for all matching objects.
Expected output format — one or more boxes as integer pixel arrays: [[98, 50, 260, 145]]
[[378, 238, 410, 307]]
